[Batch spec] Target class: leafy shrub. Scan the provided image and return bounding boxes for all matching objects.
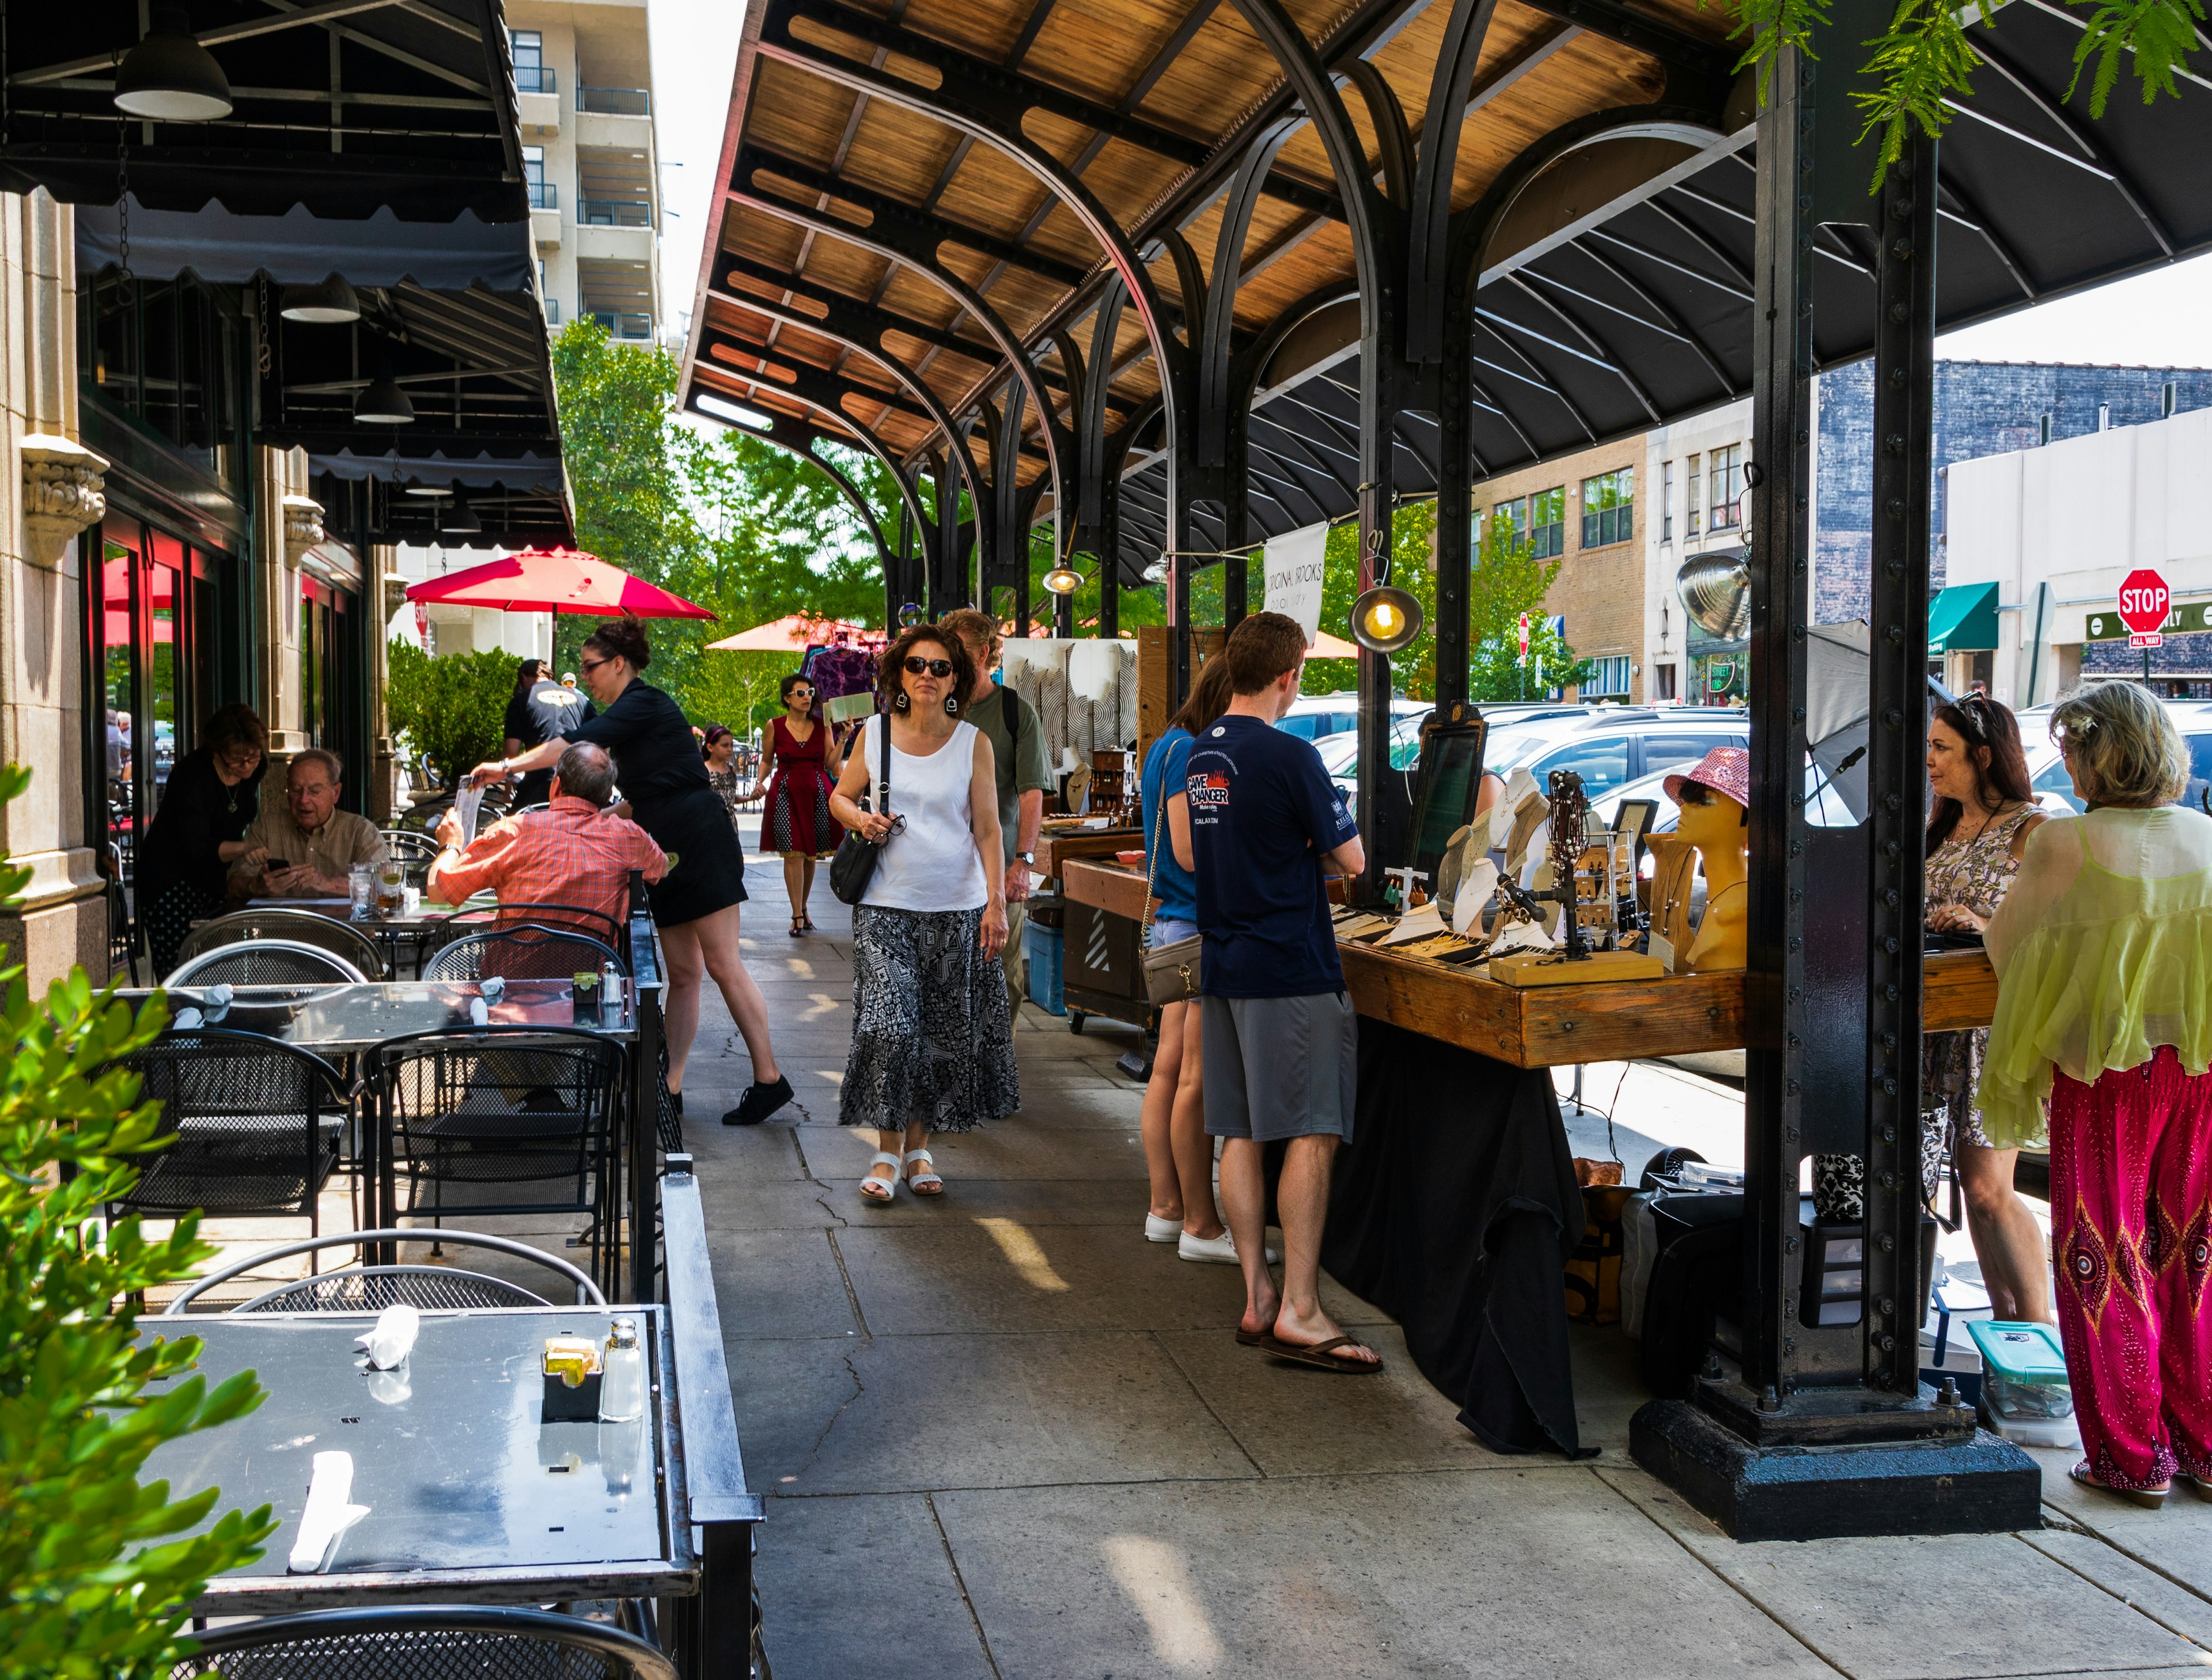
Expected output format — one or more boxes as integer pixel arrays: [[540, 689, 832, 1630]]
[[0, 763, 276, 1680], [388, 641, 521, 788]]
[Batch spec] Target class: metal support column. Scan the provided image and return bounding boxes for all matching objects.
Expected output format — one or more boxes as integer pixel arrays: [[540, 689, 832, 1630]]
[[1628, 40, 2039, 1541]]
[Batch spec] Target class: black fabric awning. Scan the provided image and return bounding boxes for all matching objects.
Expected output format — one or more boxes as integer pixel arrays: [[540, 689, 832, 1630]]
[[0, 0, 525, 222], [77, 198, 532, 290]]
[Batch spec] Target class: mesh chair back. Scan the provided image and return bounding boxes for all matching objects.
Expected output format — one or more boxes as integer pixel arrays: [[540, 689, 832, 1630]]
[[176, 909, 387, 978], [169, 1605, 678, 1680], [425, 924, 624, 983], [372, 1028, 623, 1192], [98, 1029, 347, 1219], [162, 1228, 605, 1312], [438, 901, 624, 949], [235, 1266, 552, 1313], [166, 940, 366, 988]]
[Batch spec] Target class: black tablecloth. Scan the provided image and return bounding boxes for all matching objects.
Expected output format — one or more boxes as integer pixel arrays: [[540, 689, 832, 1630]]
[[1323, 1019, 1592, 1458]]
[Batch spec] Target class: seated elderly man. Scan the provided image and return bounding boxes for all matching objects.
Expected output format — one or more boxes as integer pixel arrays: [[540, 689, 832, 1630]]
[[232, 748, 385, 900], [429, 741, 666, 926]]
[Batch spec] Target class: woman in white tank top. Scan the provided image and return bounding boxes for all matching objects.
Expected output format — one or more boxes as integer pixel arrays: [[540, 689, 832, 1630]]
[[828, 627, 1020, 1200]]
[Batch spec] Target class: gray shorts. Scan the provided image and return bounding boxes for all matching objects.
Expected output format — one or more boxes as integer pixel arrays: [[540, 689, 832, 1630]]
[[1201, 991, 1358, 1144]]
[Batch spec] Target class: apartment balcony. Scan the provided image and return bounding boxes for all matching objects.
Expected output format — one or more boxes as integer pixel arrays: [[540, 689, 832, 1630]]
[[588, 311, 653, 340], [528, 182, 560, 249], [577, 85, 647, 115], [515, 63, 558, 131], [575, 88, 653, 152], [578, 198, 650, 227], [574, 201, 652, 264]]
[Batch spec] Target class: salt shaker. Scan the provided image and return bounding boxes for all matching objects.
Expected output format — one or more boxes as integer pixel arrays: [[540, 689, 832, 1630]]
[[597, 1318, 645, 1423], [600, 960, 623, 1025]]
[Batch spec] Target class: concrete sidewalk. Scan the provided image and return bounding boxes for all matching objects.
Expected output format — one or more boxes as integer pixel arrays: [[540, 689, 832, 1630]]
[[681, 850, 2212, 1680]]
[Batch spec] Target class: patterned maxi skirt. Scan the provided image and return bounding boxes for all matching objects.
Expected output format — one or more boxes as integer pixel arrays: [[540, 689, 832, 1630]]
[[840, 903, 1020, 1133]]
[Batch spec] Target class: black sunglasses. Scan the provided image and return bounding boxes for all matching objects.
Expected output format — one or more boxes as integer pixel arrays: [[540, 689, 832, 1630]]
[[903, 657, 955, 677]]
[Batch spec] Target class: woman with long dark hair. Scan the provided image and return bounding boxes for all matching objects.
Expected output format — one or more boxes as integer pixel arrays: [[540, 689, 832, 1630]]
[[1138, 655, 1241, 1261], [1923, 691, 2049, 1321], [745, 671, 842, 936], [137, 702, 268, 976], [827, 624, 1016, 1200], [471, 617, 791, 1126]]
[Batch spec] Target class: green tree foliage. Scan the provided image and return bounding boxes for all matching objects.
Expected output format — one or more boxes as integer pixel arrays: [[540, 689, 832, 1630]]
[[546, 321, 892, 722], [0, 763, 276, 1680], [387, 642, 517, 787], [1272, 502, 1581, 701]]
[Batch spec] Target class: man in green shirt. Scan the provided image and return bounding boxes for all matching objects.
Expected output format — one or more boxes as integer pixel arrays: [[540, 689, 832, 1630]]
[[942, 608, 1056, 1009]]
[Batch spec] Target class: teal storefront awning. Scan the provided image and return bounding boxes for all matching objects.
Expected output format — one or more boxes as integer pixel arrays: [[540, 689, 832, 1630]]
[[1928, 581, 2000, 655]]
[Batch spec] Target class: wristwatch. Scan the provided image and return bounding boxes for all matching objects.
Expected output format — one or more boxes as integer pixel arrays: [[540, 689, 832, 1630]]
[[1014, 851, 1035, 865]]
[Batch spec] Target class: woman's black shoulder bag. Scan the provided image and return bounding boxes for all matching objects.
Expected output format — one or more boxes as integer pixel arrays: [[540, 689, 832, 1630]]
[[829, 713, 891, 906]]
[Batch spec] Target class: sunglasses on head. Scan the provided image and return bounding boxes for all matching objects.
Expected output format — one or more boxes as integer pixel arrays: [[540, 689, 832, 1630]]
[[903, 657, 955, 677]]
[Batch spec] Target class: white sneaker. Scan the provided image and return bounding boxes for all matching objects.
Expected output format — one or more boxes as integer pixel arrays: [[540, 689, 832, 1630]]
[[1145, 1213, 1181, 1243], [1178, 1230, 1279, 1265]]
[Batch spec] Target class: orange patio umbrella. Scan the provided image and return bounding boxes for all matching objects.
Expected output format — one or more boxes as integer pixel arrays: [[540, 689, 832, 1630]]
[[704, 613, 874, 651]]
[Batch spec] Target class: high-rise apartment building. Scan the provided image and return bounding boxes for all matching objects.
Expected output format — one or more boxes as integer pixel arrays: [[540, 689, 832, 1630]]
[[507, 0, 661, 345]]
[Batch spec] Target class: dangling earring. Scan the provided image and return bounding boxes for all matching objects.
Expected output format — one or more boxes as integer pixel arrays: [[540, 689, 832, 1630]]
[[892, 689, 911, 714], [945, 692, 961, 715]]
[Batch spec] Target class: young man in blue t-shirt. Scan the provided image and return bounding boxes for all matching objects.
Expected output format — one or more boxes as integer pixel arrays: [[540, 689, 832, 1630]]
[[1184, 612, 1379, 1373]]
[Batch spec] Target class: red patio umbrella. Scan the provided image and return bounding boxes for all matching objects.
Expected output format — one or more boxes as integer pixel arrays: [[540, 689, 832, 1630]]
[[704, 613, 873, 651], [404, 547, 716, 621]]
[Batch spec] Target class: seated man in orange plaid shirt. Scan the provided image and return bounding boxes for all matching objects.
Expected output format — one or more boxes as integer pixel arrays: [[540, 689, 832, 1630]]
[[429, 742, 666, 926]]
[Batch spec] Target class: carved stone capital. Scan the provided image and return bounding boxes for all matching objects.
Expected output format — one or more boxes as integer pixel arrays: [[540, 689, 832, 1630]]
[[22, 434, 108, 569], [282, 495, 325, 568], [382, 572, 412, 618]]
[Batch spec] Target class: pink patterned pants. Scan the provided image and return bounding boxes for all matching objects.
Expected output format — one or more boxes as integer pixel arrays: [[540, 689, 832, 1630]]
[[2048, 1046, 2212, 1491]]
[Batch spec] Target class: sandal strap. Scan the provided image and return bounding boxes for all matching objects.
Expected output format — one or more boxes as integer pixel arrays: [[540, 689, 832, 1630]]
[[869, 1151, 902, 1170], [903, 1149, 934, 1165]]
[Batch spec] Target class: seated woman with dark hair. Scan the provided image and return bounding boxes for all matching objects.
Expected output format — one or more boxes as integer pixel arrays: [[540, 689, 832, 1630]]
[[137, 703, 268, 974]]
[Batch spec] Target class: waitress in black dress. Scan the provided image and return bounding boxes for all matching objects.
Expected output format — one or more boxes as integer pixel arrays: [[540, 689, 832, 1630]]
[[137, 703, 269, 976], [470, 616, 790, 1125]]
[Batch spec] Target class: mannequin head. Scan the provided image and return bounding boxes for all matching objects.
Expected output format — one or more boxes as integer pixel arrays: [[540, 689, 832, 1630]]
[[1672, 777, 1747, 855]]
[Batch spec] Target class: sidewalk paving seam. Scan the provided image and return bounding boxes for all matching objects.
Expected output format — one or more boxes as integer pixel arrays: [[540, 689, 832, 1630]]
[[757, 1463, 1601, 1499], [2015, 1530, 2212, 1657], [1590, 1463, 1857, 1679], [2035, 1502, 2212, 1617], [821, 1228, 871, 1341], [1149, 1330, 1268, 1479], [926, 1490, 1007, 1680]]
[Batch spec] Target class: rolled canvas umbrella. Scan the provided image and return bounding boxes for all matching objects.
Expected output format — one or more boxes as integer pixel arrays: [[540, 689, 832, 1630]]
[[405, 547, 715, 621], [705, 613, 872, 651], [1802, 621, 1953, 822]]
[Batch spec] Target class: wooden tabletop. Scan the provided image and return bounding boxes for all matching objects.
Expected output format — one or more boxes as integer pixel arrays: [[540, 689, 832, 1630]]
[[1338, 942, 1998, 1068], [1061, 855, 1152, 921], [1036, 826, 1142, 880]]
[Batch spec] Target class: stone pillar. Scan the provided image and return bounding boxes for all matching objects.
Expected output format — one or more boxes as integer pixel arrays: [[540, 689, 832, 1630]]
[[0, 190, 109, 987], [257, 445, 314, 756], [369, 545, 400, 820]]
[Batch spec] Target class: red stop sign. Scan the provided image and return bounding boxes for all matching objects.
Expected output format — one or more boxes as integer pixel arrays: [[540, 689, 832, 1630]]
[[2118, 569, 2172, 635]]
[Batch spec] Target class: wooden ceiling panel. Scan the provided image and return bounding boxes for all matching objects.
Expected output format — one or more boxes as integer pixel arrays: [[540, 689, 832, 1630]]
[[898, 0, 1033, 62], [841, 102, 970, 203], [1023, 0, 1200, 112]]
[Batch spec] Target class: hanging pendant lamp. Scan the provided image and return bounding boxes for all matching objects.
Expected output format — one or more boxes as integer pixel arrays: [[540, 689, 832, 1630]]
[[1349, 585, 1423, 654], [1042, 564, 1084, 596], [113, 5, 234, 121], [281, 273, 361, 325], [440, 483, 481, 534], [354, 369, 415, 426]]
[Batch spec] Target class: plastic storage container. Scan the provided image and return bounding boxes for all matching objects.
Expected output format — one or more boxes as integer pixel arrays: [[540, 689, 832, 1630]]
[[1967, 1319, 2080, 1448], [1024, 920, 1065, 1015]]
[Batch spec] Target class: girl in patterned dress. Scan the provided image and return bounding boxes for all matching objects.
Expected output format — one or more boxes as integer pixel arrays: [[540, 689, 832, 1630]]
[[1924, 692, 2049, 1322], [827, 626, 1017, 1201], [745, 674, 843, 936]]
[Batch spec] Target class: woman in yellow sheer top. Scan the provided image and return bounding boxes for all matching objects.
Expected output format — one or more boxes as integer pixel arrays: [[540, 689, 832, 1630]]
[[1981, 681, 2212, 1508]]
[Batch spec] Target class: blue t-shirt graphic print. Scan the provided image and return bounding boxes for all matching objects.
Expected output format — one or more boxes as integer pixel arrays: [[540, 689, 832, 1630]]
[[1185, 712, 1359, 998]]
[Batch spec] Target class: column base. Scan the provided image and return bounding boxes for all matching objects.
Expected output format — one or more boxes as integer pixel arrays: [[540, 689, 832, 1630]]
[[1630, 1396, 2043, 1541]]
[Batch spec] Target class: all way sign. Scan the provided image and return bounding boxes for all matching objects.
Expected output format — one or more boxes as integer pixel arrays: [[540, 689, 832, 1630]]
[[2117, 569, 2172, 649]]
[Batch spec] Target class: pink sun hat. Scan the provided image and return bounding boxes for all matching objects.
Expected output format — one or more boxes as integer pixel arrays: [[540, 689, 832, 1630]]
[[1662, 744, 1751, 809]]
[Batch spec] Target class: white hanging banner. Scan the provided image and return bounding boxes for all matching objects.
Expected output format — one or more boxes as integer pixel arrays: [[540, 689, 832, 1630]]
[[1262, 522, 1330, 647]]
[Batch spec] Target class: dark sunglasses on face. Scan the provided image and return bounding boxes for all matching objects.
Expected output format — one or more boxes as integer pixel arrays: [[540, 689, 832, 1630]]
[[904, 657, 955, 677]]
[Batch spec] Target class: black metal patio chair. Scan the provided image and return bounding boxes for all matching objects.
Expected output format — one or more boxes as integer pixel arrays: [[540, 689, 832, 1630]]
[[175, 909, 387, 979], [96, 1028, 356, 1247], [366, 1028, 624, 1273], [167, 1605, 676, 1679], [163, 1227, 607, 1314], [166, 940, 368, 989], [423, 923, 626, 984]]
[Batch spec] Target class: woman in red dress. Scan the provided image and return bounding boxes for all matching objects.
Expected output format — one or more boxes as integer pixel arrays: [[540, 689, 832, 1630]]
[[746, 672, 844, 935]]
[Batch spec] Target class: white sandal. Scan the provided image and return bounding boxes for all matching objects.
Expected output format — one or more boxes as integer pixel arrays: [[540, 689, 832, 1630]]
[[904, 1148, 944, 1196], [859, 1151, 900, 1202]]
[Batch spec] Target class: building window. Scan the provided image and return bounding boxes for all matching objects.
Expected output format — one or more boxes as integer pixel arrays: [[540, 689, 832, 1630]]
[[511, 29, 551, 93], [1580, 468, 1634, 548], [1655, 662, 1677, 701], [1491, 498, 1527, 544], [1528, 486, 1565, 559], [1585, 655, 1632, 697], [1685, 454, 1701, 536], [1709, 445, 1743, 532], [1661, 460, 1674, 543], [523, 146, 552, 210], [79, 272, 244, 488]]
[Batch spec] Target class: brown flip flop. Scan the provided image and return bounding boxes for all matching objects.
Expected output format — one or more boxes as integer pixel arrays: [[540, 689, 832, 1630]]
[[1258, 1333, 1384, 1374], [1235, 1326, 1270, 1347]]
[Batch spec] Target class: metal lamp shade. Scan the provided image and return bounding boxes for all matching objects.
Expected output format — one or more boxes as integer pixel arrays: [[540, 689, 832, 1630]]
[[113, 10, 233, 120], [896, 602, 925, 628], [440, 486, 481, 534], [281, 274, 361, 324], [354, 374, 415, 425], [1676, 549, 1750, 641], [1042, 566, 1084, 596], [1349, 585, 1422, 654]]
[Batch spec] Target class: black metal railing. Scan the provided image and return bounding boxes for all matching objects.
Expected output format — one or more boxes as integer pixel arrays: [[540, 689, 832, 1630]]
[[578, 198, 650, 227], [588, 310, 653, 339], [577, 85, 649, 115], [528, 180, 558, 210], [515, 63, 556, 93]]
